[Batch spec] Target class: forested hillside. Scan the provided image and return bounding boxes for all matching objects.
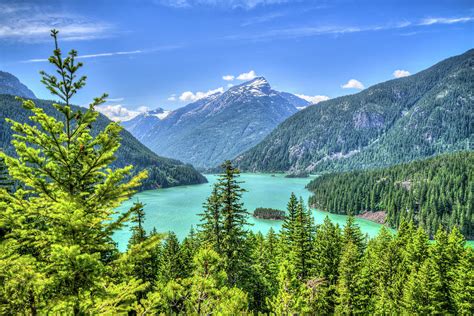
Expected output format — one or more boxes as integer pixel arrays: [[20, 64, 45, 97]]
[[0, 94, 206, 189], [235, 49, 474, 173], [307, 152, 473, 238]]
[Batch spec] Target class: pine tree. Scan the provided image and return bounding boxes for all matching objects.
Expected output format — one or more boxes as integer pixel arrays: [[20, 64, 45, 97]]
[[160, 232, 183, 282], [451, 248, 474, 314], [0, 30, 147, 314], [267, 258, 307, 314], [402, 258, 444, 314], [342, 216, 366, 256], [215, 160, 250, 286], [335, 241, 362, 314], [198, 186, 222, 252], [291, 198, 315, 280], [281, 192, 298, 247], [126, 202, 162, 296], [185, 248, 248, 314], [313, 216, 343, 284]]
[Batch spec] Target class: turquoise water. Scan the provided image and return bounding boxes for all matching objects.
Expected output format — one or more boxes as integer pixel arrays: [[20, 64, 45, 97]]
[[114, 173, 390, 250]]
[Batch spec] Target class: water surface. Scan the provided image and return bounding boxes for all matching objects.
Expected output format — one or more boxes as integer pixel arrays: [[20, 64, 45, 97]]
[[114, 173, 390, 250]]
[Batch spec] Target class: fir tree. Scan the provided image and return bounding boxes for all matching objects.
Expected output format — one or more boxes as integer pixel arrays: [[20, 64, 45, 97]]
[[198, 186, 222, 252], [0, 30, 147, 314], [215, 160, 251, 286]]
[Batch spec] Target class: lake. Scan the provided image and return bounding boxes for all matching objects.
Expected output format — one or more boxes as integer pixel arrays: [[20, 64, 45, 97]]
[[114, 173, 391, 250]]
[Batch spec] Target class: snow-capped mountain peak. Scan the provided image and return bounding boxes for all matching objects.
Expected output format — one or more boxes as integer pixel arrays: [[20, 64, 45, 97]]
[[146, 108, 172, 120], [229, 76, 273, 97]]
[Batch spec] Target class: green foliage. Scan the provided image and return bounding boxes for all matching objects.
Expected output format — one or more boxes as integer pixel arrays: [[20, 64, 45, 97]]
[[308, 151, 474, 238], [199, 160, 251, 286], [0, 30, 149, 314]]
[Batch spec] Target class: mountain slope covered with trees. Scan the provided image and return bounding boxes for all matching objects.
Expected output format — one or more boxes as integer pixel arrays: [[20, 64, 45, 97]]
[[235, 49, 474, 173], [0, 95, 206, 189], [307, 152, 473, 238]]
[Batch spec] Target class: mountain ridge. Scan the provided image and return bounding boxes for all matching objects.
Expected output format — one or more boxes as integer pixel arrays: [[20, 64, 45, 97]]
[[0, 72, 207, 189], [235, 49, 474, 173], [123, 77, 309, 169]]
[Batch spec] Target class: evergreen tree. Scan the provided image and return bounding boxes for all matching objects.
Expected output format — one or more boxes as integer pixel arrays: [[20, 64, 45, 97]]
[[0, 30, 147, 314], [215, 160, 251, 286], [451, 248, 474, 314], [335, 241, 362, 314], [402, 258, 444, 314], [267, 258, 306, 314], [198, 186, 222, 252], [281, 192, 298, 247], [313, 216, 343, 285], [160, 232, 183, 282]]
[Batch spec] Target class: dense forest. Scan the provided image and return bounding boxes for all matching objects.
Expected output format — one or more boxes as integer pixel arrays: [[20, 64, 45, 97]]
[[0, 31, 472, 315], [235, 49, 473, 173], [253, 207, 286, 220], [307, 152, 473, 238], [0, 94, 206, 190]]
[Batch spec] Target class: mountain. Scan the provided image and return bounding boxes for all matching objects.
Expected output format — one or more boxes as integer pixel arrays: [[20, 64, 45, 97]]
[[124, 77, 307, 169], [0, 71, 36, 99], [235, 49, 474, 173], [307, 151, 473, 238], [0, 93, 206, 190], [122, 107, 171, 140]]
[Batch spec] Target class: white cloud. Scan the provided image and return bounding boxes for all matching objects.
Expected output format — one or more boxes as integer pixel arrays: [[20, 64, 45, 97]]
[[105, 97, 125, 102], [159, 0, 294, 9], [97, 104, 148, 122], [137, 106, 151, 112], [393, 69, 411, 78], [237, 70, 257, 80], [224, 15, 474, 41], [296, 94, 330, 104], [222, 75, 235, 81], [178, 87, 224, 102], [0, 3, 113, 42], [23, 45, 181, 63], [167, 94, 177, 101], [419, 17, 473, 26], [341, 79, 364, 90]]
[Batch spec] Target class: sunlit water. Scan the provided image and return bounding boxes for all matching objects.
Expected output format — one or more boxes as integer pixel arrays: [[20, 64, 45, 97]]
[[114, 173, 393, 250], [114, 173, 473, 250]]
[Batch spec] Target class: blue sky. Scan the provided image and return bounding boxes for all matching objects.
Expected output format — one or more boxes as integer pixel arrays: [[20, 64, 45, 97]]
[[0, 0, 473, 120]]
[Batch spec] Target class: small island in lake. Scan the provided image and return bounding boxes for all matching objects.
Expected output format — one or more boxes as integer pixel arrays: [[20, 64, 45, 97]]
[[285, 172, 309, 178], [253, 207, 286, 220]]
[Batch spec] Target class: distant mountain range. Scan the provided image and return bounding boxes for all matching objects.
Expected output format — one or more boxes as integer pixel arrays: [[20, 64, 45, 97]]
[[123, 77, 309, 169], [0, 74, 206, 189], [235, 49, 474, 173]]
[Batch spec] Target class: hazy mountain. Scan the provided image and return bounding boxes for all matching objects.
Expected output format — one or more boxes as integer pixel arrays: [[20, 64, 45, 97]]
[[122, 108, 172, 141], [125, 77, 307, 169], [235, 49, 474, 173], [0, 71, 36, 99], [0, 74, 206, 189]]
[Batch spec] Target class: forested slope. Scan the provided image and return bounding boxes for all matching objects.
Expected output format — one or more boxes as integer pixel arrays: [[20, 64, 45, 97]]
[[307, 152, 473, 238], [235, 49, 474, 173], [0, 94, 206, 189]]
